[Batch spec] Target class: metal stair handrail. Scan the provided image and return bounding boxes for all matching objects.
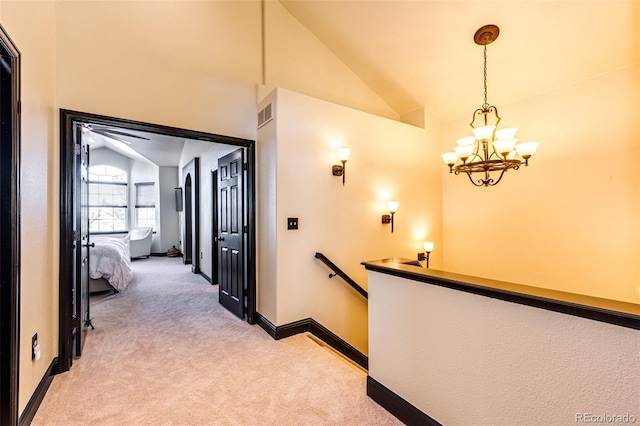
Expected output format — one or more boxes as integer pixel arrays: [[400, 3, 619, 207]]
[[314, 252, 368, 299]]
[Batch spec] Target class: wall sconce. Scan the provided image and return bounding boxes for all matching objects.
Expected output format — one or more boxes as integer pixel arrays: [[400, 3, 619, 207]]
[[418, 241, 435, 268], [332, 148, 350, 186], [381, 201, 399, 233]]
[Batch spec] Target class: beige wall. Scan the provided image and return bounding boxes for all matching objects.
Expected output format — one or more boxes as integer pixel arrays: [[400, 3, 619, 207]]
[[368, 270, 640, 425], [263, 0, 398, 121], [256, 90, 279, 322], [258, 88, 442, 353], [441, 66, 640, 304], [55, 0, 260, 140], [5, 0, 637, 418], [2, 0, 58, 414], [2, 0, 404, 415]]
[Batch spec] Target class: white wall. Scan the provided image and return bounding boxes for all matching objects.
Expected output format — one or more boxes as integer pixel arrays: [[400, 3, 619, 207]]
[[256, 90, 278, 322], [441, 66, 640, 304], [258, 88, 442, 354], [130, 159, 159, 249], [90, 146, 131, 172], [91, 148, 162, 241], [157, 167, 180, 253], [368, 270, 640, 426]]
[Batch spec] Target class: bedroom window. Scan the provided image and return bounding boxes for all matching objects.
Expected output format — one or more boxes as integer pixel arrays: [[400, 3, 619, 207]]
[[88, 165, 128, 233], [135, 182, 156, 229]]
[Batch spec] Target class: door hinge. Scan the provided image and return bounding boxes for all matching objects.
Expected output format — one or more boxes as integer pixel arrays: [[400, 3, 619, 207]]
[[73, 230, 81, 241], [74, 144, 81, 155], [243, 226, 248, 234], [243, 162, 248, 171]]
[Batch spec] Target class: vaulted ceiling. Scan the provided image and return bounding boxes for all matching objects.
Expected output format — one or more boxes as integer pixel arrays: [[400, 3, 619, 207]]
[[280, 0, 639, 122]]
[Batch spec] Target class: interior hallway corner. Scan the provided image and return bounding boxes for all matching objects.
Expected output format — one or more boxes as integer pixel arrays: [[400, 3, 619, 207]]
[[32, 257, 400, 425]]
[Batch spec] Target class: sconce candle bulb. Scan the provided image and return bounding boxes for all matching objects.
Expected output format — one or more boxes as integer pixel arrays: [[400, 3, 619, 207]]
[[332, 148, 350, 186], [421, 241, 434, 268], [382, 201, 399, 233]]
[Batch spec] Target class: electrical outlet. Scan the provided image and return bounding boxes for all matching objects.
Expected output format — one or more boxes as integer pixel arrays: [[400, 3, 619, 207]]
[[200, 252, 203, 259], [287, 218, 299, 230]]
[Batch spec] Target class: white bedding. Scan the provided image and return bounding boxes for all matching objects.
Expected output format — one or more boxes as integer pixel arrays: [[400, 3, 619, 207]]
[[89, 236, 133, 292]]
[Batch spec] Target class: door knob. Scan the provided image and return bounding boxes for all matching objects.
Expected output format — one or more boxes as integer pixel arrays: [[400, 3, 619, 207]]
[[216, 236, 225, 242], [83, 242, 95, 248]]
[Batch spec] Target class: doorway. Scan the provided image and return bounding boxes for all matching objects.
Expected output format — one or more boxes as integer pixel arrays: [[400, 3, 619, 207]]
[[58, 110, 257, 374], [183, 173, 193, 265], [0, 24, 21, 426], [182, 158, 200, 273]]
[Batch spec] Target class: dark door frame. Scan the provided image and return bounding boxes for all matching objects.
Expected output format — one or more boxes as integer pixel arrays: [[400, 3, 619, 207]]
[[211, 170, 218, 284], [182, 158, 200, 273], [0, 24, 21, 426], [183, 173, 193, 265], [58, 109, 257, 374]]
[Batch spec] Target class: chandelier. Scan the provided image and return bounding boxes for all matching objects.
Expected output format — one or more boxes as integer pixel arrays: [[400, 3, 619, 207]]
[[441, 25, 539, 187]]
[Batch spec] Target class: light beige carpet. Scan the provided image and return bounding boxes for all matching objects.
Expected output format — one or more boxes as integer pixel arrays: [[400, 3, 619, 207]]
[[32, 257, 400, 425]]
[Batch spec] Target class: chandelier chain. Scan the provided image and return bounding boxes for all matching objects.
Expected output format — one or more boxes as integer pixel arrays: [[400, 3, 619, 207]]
[[483, 45, 488, 109]]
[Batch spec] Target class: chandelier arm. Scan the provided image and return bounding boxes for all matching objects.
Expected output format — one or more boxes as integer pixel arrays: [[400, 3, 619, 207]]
[[466, 172, 485, 187], [470, 108, 485, 129], [488, 168, 508, 186]]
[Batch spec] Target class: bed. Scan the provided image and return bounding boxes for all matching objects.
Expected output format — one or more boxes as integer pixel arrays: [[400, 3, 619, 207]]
[[89, 235, 133, 293]]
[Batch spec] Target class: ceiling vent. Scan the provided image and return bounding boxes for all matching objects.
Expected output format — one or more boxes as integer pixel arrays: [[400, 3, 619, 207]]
[[257, 103, 273, 129]]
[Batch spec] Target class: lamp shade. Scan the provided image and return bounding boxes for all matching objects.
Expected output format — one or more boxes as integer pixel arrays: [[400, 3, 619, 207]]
[[456, 136, 476, 146], [387, 201, 399, 213], [472, 125, 496, 140], [423, 241, 434, 253], [338, 148, 350, 162], [492, 139, 517, 157], [441, 152, 458, 166], [516, 141, 539, 158], [454, 145, 474, 160], [495, 127, 518, 140]]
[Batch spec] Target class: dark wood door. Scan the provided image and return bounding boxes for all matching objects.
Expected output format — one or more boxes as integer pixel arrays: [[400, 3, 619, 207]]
[[73, 125, 91, 357], [217, 149, 244, 318]]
